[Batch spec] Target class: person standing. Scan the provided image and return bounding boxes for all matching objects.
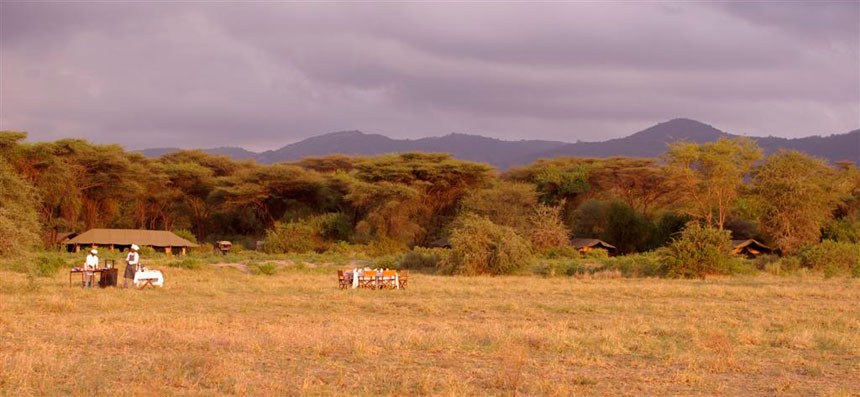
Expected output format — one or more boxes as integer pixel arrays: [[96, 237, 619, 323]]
[[123, 244, 140, 288], [83, 249, 99, 288]]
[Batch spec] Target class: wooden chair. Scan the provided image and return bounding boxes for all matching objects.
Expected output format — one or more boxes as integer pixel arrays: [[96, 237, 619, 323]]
[[399, 270, 409, 289], [380, 270, 398, 289], [337, 270, 350, 289], [358, 270, 378, 289]]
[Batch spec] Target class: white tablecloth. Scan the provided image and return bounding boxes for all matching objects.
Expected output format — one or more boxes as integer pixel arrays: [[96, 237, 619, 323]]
[[349, 269, 399, 289], [134, 270, 164, 287]]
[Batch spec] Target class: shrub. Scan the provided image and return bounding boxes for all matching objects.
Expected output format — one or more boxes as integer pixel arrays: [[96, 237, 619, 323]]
[[399, 247, 445, 270], [262, 220, 325, 254], [659, 225, 733, 279], [249, 261, 278, 276], [169, 258, 202, 270], [172, 229, 198, 244], [263, 213, 356, 254], [540, 245, 580, 259], [366, 238, 409, 257], [33, 253, 69, 277], [318, 212, 352, 241], [602, 201, 652, 254], [798, 240, 860, 278], [528, 203, 571, 251], [443, 214, 532, 275], [583, 248, 609, 259]]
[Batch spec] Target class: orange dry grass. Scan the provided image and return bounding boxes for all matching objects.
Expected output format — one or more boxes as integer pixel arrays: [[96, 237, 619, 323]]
[[1, 268, 858, 395]]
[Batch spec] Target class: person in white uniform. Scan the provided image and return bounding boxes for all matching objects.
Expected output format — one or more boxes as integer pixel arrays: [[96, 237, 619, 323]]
[[123, 244, 140, 288], [83, 249, 99, 288]]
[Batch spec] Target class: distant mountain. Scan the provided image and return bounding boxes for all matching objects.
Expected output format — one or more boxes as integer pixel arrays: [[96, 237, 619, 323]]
[[137, 118, 859, 169], [254, 131, 562, 169], [138, 146, 258, 161]]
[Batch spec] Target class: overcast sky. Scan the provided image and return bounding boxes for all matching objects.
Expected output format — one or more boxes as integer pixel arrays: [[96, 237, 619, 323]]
[[1, 2, 858, 151]]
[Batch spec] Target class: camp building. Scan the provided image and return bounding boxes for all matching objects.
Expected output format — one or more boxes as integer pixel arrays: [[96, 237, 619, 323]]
[[64, 229, 198, 254], [731, 239, 772, 258], [570, 238, 617, 255]]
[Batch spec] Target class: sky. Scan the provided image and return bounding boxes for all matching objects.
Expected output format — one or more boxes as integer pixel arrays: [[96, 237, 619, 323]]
[[1, 2, 858, 151]]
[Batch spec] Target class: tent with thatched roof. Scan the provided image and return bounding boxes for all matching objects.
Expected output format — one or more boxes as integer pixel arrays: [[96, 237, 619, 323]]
[[64, 229, 198, 254], [732, 239, 772, 258], [570, 238, 617, 254]]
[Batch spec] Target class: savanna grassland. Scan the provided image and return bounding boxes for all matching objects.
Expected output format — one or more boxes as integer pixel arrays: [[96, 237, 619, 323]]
[[2, 264, 858, 396]]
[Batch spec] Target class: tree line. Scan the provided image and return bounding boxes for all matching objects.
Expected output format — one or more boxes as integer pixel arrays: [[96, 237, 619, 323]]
[[1, 131, 857, 260]]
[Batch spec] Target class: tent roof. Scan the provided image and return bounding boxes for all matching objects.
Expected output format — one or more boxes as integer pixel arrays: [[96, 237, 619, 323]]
[[55, 232, 78, 244], [732, 239, 771, 250], [64, 229, 198, 247], [570, 238, 617, 250]]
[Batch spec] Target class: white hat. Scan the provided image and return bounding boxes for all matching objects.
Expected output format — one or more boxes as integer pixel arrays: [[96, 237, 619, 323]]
[[90, 249, 98, 254], [131, 244, 139, 251]]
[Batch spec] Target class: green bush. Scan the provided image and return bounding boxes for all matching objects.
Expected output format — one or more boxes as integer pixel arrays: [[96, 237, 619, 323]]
[[33, 253, 69, 277], [172, 229, 198, 244], [366, 238, 409, 257], [798, 240, 860, 278], [583, 248, 609, 259], [169, 258, 202, 270], [248, 261, 278, 276], [822, 219, 860, 243], [659, 225, 733, 279], [535, 252, 663, 278], [318, 212, 352, 242], [442, 214, 533, 275], [262, 220, 324, 254], [399, 247, 445, 270], [540, 245, 580, 259]]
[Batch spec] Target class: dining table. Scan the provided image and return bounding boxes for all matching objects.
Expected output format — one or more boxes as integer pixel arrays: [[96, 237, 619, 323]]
[[346, 269, 400, 289]]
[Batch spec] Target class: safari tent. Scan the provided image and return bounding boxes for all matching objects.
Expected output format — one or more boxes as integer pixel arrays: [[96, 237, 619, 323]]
[[55, 232, 79, 252], [570, 238, 617, 255], [731, 239, 772, 258], [64, 229, 198, 254]]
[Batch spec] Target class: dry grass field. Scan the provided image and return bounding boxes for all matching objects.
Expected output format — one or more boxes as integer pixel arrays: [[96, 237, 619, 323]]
[[1, 265, 858, 396]]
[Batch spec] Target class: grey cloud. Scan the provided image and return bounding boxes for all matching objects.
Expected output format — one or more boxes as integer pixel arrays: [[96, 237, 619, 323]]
[[0, 2, 857, 151]]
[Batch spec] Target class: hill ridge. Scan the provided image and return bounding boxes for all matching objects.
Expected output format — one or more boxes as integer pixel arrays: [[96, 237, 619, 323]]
[[137, 119, 859, 168]]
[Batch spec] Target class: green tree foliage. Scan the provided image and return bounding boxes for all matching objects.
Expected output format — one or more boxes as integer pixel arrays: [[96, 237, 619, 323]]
[[663, 138, 761, 229], [443, 214, 532, 275], [527, 203, 571, 251], [798, 240, 860, 277], [602, 201, 653, 254], [753, 151, 846, 255], [346, 180, 425, 245], [0, 159, 41, 257], [1, 130, 851, 268], [570, 199, 669, 253], [261, 214, 344, 254], [459, 181, 538, 232], [659, 224, 733, 279], [215, 164, 334, 228], [354, 153, 492, 242]]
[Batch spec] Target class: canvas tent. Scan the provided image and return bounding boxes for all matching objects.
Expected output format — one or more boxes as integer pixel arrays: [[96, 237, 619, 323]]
[[64, 229, 198, 254], [570, 238, 617, 255], [55, 231, 79, 252], [732, 239, 772, 257]]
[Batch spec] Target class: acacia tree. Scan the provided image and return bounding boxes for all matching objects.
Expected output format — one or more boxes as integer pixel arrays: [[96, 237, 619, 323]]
[[354, 153, 492, 242], [0, 132, 40, 256], [214, 164, 334, 229], [663, 138, 761, 229], [753, 150, 846, 254], [587, 158, 677, 214], [459, 181, 538, 232], [346, 180, 425, 245]]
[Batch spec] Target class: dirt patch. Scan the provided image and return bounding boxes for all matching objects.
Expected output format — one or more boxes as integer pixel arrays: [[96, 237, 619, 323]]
[[212, 262, 250, 274]]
